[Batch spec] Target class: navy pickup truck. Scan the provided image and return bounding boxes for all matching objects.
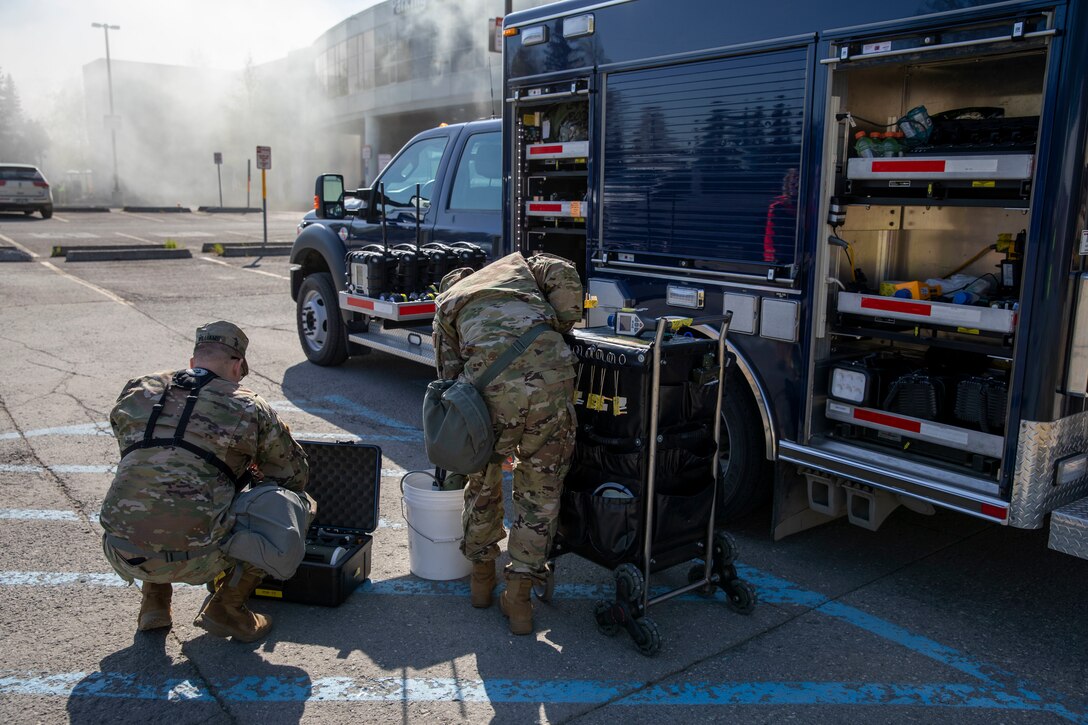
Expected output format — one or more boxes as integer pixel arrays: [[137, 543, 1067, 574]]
[[289, 118, 502, 366]]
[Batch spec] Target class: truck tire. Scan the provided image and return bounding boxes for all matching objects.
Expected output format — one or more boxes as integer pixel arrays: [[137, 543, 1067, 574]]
[[297, 272, 348, 366], [717, 375, 772, 521]]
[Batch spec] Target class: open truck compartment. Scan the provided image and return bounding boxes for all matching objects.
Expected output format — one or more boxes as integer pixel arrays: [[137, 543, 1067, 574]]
[[809, 12, 1052, 493]]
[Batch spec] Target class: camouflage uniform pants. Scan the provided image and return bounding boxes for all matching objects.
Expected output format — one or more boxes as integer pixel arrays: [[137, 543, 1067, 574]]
[[460, 376, 575, 581], [103, 535, 234, 586]]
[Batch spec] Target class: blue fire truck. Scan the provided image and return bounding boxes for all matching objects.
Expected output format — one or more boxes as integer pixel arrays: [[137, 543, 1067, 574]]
[[502, 0, 1088, 558]]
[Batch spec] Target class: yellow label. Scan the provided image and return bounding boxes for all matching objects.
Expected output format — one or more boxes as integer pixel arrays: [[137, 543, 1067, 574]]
[[971, 180, 996, 188], [254, 587, 283, 598], [586, 393, 606, 411], [612, 396, 628, 416], [570, 201, 582, 216], [956, 327, 981, 335]]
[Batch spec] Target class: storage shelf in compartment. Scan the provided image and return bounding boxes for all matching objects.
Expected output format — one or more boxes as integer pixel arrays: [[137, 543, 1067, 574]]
[[846, 154, 1033, 181], [837, 292, 1016, 334], [825, 400, 1004, 458], [840, 194, 1030, 209], [831, 324, 1013, 357], [528, 226, 586, 236], [526, 200, 586, 218], [526, 141, 589, 160], [527, 170, 587, 178]]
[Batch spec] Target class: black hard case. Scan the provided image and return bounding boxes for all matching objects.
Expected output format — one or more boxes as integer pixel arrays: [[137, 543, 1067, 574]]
[[253, 440, 381, 607], [556, 327, 720, 573]]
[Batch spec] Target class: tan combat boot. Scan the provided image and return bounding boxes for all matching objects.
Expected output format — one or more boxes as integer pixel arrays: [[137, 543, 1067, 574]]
[[470, 560, 497, 609], [137, 582, 173, 631], [499, 575, 534, 635], [193, 567, 272, 642]]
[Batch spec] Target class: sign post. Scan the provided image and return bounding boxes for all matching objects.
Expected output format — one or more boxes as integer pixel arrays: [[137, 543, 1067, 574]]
[[213, 152, 223, 208], [247, 158, 251, 210], [256, 146, 271, 253]]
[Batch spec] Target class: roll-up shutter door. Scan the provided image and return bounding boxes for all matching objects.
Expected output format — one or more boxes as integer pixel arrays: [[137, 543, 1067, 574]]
[[602, 46, 808, 268]]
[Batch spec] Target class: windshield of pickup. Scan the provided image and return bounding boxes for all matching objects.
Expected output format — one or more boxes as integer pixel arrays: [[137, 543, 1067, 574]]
[[378, 135, 449, 216]]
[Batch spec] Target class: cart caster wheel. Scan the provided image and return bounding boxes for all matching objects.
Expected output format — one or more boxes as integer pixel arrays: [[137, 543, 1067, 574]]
[[533, 563, 555, 603], [631, 616, 662, 657], [712, 530, 739, 567], [614, 563, 645, 603], [725, 578, 757, 615], [686, 564, 716, 598], [593, 599, 620, 637]]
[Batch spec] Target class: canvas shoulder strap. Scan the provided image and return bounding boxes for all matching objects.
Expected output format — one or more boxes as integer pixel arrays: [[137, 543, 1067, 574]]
[[473, 323, 552, 389]]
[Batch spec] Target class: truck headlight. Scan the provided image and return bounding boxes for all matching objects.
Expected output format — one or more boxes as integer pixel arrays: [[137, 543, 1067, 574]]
[[830, 365, 873, 405]]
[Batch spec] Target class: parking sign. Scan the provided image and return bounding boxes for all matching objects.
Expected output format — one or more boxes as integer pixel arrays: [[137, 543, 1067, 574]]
[[256, 146, 271, 170]]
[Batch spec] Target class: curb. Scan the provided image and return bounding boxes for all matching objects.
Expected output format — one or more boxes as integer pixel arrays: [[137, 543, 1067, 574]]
[[121, 206, 192, 213], [52, 243, 177, 257], [53, 206, 112, 213], [197, 207, 263, 213], [0, 247, 33, 263], [221, 245, 292, 257], [66, 248, 193, 262]]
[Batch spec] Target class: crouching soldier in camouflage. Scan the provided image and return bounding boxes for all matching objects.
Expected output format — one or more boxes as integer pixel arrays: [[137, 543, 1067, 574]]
[[100, 321, 309, 642], [433, 252, 582, 635]]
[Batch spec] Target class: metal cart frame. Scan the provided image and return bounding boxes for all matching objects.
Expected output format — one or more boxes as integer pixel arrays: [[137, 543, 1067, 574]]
[[542, 314, 757, 656]]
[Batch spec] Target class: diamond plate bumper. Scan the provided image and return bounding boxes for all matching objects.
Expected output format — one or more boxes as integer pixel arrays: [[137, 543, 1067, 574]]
[[1048, 497, 1088, 560], [1010, 410, 1088, 528]]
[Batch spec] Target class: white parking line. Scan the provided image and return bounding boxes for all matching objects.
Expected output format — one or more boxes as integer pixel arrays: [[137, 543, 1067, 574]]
[[199, 255, 289, 280], [117, 211, 165, 223], [0, 232, 38, 258], [38, 261, 130, 306], [115, 232, 154, 244]]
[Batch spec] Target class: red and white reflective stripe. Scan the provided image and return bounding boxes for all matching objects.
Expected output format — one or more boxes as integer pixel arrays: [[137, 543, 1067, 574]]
[[859, 297, 932, 316], [529, 145, 565, 155], [346, 297, 376, 311], [852, 407, 922, 434], [870, 159, 947, 173], [344, 296, 434, 316], [528, 202, 564, 213]]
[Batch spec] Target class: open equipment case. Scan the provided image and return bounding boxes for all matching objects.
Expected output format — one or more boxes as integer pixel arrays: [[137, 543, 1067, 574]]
[[540, 316, 756, 656], [251, 440, 381, 607]]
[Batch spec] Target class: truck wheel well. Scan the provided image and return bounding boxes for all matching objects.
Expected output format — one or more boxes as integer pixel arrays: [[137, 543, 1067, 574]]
[[292, 249, 332, 300]]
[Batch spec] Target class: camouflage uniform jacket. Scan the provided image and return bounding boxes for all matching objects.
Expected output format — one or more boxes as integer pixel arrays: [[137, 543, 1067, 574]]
[[433, 252, 583, 386], [100, 370, 308, 555]]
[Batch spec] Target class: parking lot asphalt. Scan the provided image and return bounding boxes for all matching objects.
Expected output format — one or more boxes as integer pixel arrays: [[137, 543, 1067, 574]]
[[0, 210, 1086, 724]]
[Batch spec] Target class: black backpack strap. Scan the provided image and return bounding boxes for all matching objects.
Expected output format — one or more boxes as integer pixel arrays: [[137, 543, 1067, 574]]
[[120, 370, 243, 488], [474, 323, 553, 389]]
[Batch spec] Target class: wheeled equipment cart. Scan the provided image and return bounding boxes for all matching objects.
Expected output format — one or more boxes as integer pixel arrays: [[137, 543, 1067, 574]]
[[540, 315, 757, 655]]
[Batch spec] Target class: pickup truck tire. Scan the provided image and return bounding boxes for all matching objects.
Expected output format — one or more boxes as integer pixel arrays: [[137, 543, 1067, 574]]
[[716, 375, 772, 521], [297, 272, 348, 366]]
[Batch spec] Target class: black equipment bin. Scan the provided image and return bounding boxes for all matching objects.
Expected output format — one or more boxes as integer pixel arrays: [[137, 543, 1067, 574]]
[[253, 439, 381, 606], [547, 316, 756, 655]]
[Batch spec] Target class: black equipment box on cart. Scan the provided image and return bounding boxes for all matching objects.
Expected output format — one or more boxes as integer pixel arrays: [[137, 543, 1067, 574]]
[[252, 440, 381, 607], [547, 320, 756, 655]]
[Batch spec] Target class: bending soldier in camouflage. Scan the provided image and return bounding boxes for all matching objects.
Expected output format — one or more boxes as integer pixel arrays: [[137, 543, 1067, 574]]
[[433, 252, 582, 635], [100, 321, 309, 642]]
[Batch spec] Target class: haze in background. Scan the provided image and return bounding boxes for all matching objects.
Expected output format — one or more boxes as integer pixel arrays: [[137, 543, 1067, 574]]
[[0, 0, 381, 208]]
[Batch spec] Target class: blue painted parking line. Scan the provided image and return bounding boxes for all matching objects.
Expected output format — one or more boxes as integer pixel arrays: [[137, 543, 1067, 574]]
[[0, 671, 1083, 719], [0, 568, 1084, 720]]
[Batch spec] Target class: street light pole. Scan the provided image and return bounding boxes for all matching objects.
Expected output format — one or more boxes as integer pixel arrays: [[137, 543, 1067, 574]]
[[92, 22, 121, 204]]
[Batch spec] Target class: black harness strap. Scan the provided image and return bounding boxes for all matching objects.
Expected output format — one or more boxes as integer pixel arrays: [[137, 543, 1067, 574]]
[[121, 370, 242, 489]]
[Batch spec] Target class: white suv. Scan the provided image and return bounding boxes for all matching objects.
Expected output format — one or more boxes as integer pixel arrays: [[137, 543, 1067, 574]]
[[0, 164, 53, 219]]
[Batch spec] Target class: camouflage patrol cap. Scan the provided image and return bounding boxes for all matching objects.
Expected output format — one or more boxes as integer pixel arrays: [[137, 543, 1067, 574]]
[[195, 320, 249, 376]]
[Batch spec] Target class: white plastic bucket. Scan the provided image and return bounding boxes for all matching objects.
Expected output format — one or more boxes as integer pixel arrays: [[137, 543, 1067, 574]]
[[400, 471, 472, 580]]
